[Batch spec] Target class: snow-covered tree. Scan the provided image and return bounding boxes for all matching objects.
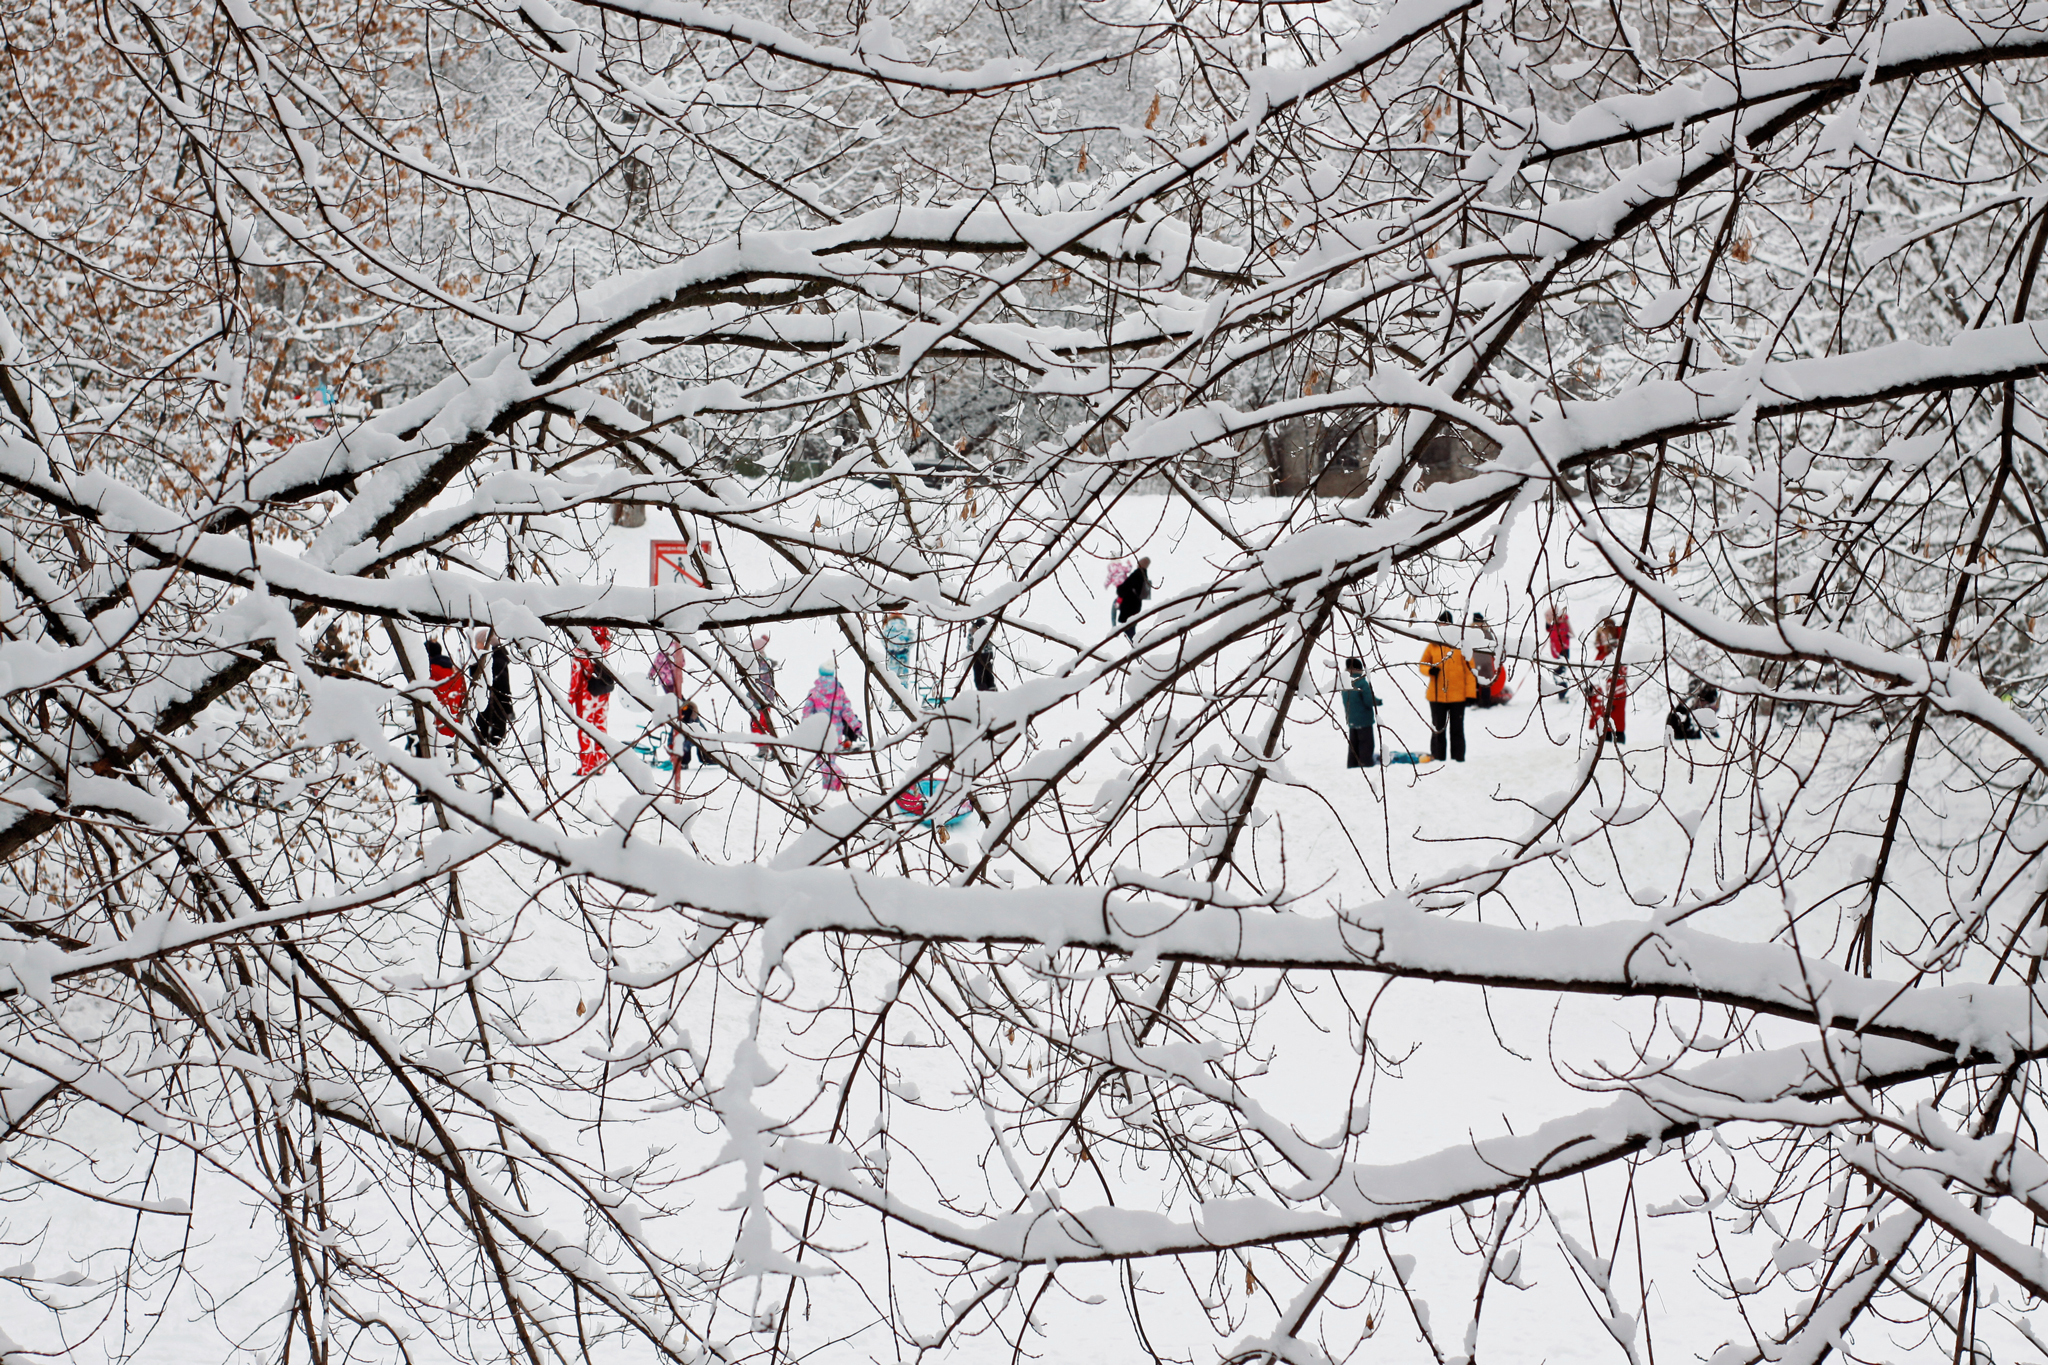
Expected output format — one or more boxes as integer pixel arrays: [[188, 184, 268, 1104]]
[[13, 0, 2048, 1362]]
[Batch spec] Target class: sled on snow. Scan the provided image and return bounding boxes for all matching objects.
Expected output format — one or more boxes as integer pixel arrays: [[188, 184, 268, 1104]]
[[1665, 680, 1722, 743], [895, 779, 973, 830], [1374, 723, 1438, 770]]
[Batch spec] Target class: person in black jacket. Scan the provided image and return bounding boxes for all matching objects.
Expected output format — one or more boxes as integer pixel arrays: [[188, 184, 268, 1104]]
[[471, 628, 513, 747], [1114, 556, 1151, 640], [972, 638, 998, 691]]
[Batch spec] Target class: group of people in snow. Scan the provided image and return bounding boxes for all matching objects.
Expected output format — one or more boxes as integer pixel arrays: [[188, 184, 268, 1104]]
[[1537, 605, 1622, 740], [406, 552, 1729, 806], [1538, 605, 1722, 747], [410, 627, 757, 787], [1095, 552, 1724, 770], [1330, 598, 1725, 772], [407, 610, 1007, 800]]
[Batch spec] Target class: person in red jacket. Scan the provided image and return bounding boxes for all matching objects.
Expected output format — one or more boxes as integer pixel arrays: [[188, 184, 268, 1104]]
[[1543, 602, 1572, 700], [425, 638, 466, 737], [569, 627, 614, 776], [1592, 616, 1622, 662]]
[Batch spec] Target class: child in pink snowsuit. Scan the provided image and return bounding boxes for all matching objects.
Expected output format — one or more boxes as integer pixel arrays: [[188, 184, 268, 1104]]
[[648, 637, 687, 696], [801, 667, 860, 791]]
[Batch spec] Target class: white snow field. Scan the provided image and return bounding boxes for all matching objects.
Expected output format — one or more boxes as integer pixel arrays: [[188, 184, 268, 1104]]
[[79, 487, 1951, 1365]]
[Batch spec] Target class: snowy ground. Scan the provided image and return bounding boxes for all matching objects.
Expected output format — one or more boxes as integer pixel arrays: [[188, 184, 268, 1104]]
[[544, 494, 1822, 1364], [92, 492, 1927, 1364]]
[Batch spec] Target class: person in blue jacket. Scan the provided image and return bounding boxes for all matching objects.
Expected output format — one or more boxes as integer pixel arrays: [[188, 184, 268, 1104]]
[[1341, 656, 1382, 769]]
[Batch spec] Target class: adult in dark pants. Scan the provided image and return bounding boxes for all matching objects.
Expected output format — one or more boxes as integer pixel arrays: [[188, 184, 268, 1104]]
[[1418, 610, 1478, 762], [1341, 657, 1381, 769], [1114, 556, 1151, 640]]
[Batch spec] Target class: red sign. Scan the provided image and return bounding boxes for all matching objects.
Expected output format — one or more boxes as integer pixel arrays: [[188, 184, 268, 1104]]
[[651, 540, 711, 588]]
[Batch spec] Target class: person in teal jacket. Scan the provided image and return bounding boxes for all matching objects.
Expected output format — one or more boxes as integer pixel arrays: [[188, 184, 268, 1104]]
[[1341, 656, 1382, 769], [881, 611, 915, 684]]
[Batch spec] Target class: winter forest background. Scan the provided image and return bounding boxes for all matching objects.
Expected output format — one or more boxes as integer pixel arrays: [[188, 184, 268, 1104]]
[[13, 0, 2048, 1362]]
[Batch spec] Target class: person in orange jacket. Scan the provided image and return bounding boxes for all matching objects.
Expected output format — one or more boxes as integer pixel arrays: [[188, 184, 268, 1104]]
[[1419, 610, 1478, 762]]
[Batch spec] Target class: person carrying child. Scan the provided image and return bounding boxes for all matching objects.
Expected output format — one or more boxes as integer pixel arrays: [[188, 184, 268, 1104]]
[[1585, 617, 1627, 747], [648, 636, 701, 780], [1106, 561, 1131, 626]]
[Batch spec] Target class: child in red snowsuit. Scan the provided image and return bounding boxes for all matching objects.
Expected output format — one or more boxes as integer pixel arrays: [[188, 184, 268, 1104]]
[[1545, 604, 1572, 697], [1585, 616, 1625, 745], [1587, 665, 1627, 746], [1545, 606, 1572, 663], [570, 627, 613, 775]]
